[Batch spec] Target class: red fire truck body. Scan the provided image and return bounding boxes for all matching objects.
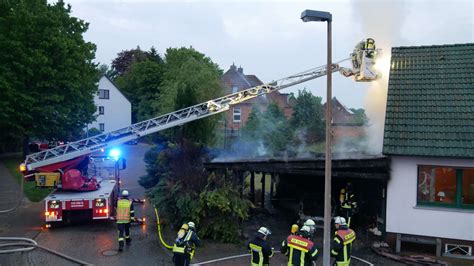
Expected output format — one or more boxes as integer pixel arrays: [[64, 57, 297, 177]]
[[44, 179, 117, 224]]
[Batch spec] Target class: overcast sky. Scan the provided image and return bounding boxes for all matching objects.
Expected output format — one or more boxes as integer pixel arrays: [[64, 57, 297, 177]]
[[60, 0, 473, 109]]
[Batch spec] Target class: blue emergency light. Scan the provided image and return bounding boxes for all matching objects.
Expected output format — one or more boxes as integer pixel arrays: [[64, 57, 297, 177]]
[[109, 148, 121, 161]]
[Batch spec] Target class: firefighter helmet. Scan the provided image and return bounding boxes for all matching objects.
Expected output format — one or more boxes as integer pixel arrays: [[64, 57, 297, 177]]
[[334, 216, 347, 226], [304, 219, 316, 233], [258, 227, 271, 236], [188, 221, 195, 229], [300, 225, 311, 237], [291, 224, 299, 234], [121, 190, 129, 197]]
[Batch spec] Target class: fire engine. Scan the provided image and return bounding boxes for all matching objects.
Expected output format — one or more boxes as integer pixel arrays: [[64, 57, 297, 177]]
[[20, 39, 379, 228]]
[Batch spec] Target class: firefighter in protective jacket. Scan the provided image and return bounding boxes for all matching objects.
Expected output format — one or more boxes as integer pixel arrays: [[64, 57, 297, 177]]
[[172, 221, 200, 266], [248, 227, 274, 266], [281, 225, 319, 266], [116, 190, 134, 251], [331, 217, 356, 266], [339, 182, 357, 226]]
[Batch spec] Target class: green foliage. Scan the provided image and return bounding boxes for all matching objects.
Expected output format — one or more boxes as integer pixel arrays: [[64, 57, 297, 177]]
[[262, 103, 293, 155], [158, 47, 223, 145], [349, 108, 369, 125], [97, 64, 116, 80], [110, 46, 162, 79], [1, 156, 51, 202], [291, 89, 325, 143], [240, 103, 293, 156], [196, 185, 252, 242], [146, 141, 252, 242], [138, 141, 173, 189], [87, 127, 101, 137], [115, 59, 163, 122], [0, 0, 98, 153]]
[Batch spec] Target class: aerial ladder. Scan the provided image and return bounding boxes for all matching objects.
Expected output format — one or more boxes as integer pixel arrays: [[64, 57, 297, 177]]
[[21, 39, 379, 174]]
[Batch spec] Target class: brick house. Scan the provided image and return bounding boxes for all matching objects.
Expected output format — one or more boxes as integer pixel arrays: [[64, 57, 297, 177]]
[[221, 64, 294, 133], [324, 97, 365, 139], [383, 44, 474, 257]]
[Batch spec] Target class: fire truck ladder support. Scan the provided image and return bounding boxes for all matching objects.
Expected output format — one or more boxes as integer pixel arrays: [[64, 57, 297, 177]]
[[24, 59, 348, 171]]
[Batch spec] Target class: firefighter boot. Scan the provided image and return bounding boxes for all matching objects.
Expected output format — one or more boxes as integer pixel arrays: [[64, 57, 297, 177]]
[[126, 237, 132, 245], [118, 242, 124, 252]]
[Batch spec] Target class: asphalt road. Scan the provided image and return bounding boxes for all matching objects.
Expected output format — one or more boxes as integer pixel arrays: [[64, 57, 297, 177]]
[[0, 143, 173, 266]]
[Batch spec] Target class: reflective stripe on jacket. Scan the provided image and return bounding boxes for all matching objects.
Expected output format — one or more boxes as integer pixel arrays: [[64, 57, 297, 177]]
[[173, 230, 200, 259], [331, 228, 356, 264], [248, 236, 273, 266], [281, 235, 318, 266], [116, 199, 131, 223]]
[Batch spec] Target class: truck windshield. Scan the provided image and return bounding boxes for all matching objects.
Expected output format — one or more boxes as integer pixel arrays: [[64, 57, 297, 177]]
[[87, 157, 117, 181]]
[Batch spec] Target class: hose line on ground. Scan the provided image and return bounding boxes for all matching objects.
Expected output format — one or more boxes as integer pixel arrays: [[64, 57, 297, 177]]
[[0, 237, 36, 253], [0, 237, 92, 265], [190, 252, 374, 266], [154, 207, 173, 249]]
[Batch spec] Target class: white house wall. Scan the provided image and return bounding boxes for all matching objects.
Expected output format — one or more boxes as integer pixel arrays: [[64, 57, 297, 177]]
[[89, 77, 131, 132], [387, 156, 474, 241]]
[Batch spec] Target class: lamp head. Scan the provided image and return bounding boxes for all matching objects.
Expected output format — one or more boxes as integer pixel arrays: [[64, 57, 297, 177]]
[[301, 10, 332, 22]]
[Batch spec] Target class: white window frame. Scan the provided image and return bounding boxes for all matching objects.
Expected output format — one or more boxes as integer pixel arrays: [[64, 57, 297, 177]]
[[99, 106, 104, 115], [99, 123, 105, 132], [233, 107, 241, 123]]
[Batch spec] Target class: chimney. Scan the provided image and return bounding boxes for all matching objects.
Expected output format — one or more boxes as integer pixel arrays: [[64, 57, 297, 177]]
[[230, 63, 237, 71], [238, 66, 243, 74]]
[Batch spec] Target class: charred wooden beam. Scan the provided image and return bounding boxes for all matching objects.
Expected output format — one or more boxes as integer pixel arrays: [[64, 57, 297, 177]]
[[204, 156, 389, 180]]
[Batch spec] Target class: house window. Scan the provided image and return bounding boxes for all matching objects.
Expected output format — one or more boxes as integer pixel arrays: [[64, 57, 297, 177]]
[[233, 107, 241, 123], [232, 86, 238, 93], [99, 89, 109, 99], [99, 106, 104, 115], [417, 165, 474, 209], [99, 123, 105, 132]]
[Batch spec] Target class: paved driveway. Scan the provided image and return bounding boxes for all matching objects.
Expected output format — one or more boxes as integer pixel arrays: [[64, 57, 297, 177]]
[[0, 143, 173, 266]]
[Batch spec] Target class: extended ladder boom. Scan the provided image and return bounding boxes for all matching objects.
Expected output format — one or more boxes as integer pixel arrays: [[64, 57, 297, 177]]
[[24, 63, 341, 171], [24, 38, 380, 171]]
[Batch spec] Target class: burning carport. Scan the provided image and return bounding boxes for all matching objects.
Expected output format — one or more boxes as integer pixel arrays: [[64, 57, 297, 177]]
[[204, 154, 390, 233]]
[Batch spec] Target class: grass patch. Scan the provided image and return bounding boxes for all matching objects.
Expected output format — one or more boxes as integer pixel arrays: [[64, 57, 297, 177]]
[[1, 156, 51, 202]]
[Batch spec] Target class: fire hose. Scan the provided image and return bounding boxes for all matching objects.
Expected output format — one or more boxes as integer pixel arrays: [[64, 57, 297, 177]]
[[190, 253, 373, 266], [154, 207, 173, 249], [0, 237, 92, 265], [153, 207, 374, 265]]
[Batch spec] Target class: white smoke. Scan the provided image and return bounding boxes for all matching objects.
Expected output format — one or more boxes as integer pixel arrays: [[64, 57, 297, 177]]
[[352, 0, 406, 153]]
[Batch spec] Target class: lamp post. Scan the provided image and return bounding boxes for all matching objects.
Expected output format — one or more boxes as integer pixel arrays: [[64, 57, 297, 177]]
[[301, 9, 333, 266]]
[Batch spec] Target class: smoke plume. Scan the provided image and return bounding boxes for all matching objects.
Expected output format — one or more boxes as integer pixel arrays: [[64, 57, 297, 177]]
[[352, 0, 405, 153]]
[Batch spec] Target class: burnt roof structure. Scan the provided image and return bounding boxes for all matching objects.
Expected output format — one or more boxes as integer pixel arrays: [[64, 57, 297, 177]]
[[204, 154, 390, 180]]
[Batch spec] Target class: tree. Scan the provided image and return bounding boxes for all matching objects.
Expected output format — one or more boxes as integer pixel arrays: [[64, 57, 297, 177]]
[[115, 60, 163, 123], [241, 106, 262, 140], [349, 108, 369, 125], [146, 140, 252, 242], [98, 64, 116, 80], [110, 46, 162, 80], [158, 47, 223, 145], [291, 89, 325, 143], [0, 0, 98, 155], [262, 102, 293, 155]]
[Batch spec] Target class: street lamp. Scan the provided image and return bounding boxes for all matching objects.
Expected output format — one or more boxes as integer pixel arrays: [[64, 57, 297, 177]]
[[301, 9, 333, 266]]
